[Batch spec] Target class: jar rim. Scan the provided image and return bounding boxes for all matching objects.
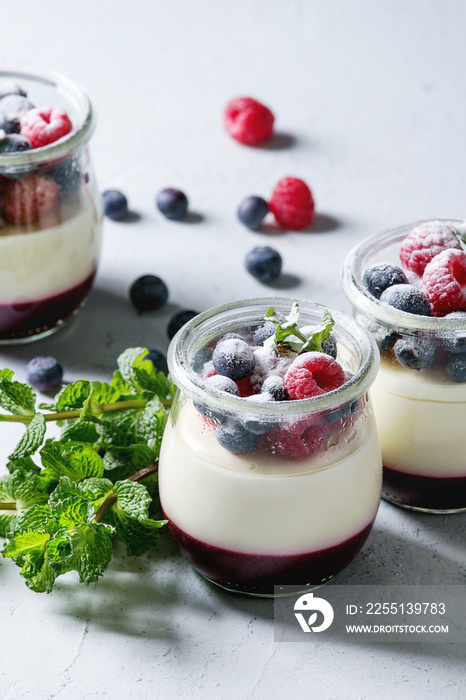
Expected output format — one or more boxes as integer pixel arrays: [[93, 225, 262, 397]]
[[168, 296, 379, 417], [0, 62, 94, 169], [341, 219, 466, 334]]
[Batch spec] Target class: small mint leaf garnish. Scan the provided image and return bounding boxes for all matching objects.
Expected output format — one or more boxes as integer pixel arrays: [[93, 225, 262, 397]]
[[301, 310, 335, 352], [265, 303, 335, 355]]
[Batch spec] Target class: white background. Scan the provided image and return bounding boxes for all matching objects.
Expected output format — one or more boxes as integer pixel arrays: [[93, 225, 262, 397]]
[[0, 1, 465, 698]]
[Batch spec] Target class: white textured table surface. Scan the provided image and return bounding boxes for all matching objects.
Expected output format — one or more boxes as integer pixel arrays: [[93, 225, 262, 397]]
[[1, 2, 466, 698]]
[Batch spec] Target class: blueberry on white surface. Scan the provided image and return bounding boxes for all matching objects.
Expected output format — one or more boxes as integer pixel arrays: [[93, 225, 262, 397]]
[[216, 420, 260, 454], [379, 284, 431, 316], [156, 188, 188, 220], [102, 189, 128, 220], [0, 134, 31, 153], [129, 275, 169, 312], [26, 356, 63, 393], [446, 354, 466, 382], [212, 338, 255, 380], [237, 195, 269, 229], [394, 336, 436, 370], [245, 246, 282, 282], [167, 309, 198, 340], [143, 348, 168, 375], [363, 262, 408, 299]]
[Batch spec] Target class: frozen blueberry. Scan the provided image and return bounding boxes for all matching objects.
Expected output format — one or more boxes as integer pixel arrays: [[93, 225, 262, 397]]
[[212, 338, 255, 380], [360, 317, 398, 354], [102, 189, 128, 220], [253, 321, 275, 346], [156, 188, 188, 220], [0, 115, 20, 134], [237, 195, 269, 230], [143, 348, 168, 375], [0, 81, 27, 100], [219, 333, 244, 342], [242, 393, 277, 435], [321, 334, 337, 359], [440, 312, 466, 354], [380, 284, 431, 316], [245, 246, 282, 282], [194, 374, 239, 421], [167, 309, 198, 340], [0, 134, 31, 153], [26, 356, 63, 393], [129, 275, 169, 312], [261, 375, 288, 401], [363, 262, 408, 299], [216, 420, 260, 454], [326, 400, 359, 423], [394, 336, 436, 370], [0, 94, 34, 120], [193, 347, 213, 373], [446, 354, 466, 382], [48, 157, 82, 192]]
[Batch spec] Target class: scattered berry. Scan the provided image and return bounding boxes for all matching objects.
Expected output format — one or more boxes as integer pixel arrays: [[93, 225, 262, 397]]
[[0, 81, 27, 100], [237, 195, 269, 229], [261, 375, 288, 401], [379, 284, 431, 316], [253, 321, 275, 346], [284, 352, 345, 400], [0, 95, 34, 121], [1, 173, 59, 225], [167, 309, 198, 340], [26, 356, 63, 393], [216, 419, 260, 454], [129, 275, 169, 312], [0, 134, 31, 154], [400, 221, 462, 276], [363, 262, 408, 299], [212, 337, 255, 381], [143, 348, 168, 375], [245, 246, 282, 282], [224, 97, 274, 146], [422, 249, 466, 316], [20, 107, 72, 148], [156, 188, 188, 220], [394, 336, 436, 370], [269, 177, 315, 230], [446, 354, 466, 382], [102, 189, 128, 220]]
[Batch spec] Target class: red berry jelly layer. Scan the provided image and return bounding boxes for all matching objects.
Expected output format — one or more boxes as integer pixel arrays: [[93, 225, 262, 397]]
[[167, 518, 375, 595], [0, 269, 96, 340], [382, 464, 466, 511]]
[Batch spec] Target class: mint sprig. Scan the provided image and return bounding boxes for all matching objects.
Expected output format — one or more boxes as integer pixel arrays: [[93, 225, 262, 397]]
[[265, 303, 335, 355], [0, 347, 174, 593]]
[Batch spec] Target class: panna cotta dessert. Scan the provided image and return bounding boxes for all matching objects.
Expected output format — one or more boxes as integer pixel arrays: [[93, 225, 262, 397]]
[[341, 220, 466, 512], [0, 65, 102, 342], [158, 297, 382, 596]]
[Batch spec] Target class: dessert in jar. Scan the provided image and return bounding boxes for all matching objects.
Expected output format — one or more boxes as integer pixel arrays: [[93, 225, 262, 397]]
[[0, 65, 103, 343], [341, 220, 466, 513], [158, 297, 382, 597]]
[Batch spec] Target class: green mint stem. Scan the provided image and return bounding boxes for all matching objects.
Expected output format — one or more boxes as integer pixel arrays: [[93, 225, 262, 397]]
[[93, 462, 159, 524], [0, 502, 16, 510], [0, 398, 172, 424]]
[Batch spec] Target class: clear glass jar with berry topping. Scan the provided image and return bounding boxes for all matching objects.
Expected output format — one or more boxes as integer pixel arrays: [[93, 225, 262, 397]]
[[341, 220, 466, 514], [158, 297, 382, 597], [0, 64, 102, 343]]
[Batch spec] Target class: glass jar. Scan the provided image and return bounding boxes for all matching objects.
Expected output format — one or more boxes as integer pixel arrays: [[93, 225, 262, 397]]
[[0, 64, 102, 343], [158, 297, 382, 597], [341, 220, 466, 514]]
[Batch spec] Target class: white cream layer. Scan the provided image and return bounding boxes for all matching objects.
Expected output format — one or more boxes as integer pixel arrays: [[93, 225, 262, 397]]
[[159, 401, 382, 555], [371, 356, 466, 477], [0, 191, 102, 303]]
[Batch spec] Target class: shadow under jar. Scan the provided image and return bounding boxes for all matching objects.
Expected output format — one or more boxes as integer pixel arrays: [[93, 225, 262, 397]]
[[0, 64, 103, 343], [158, 297, 382, 597], [341, 220, 466, 514]]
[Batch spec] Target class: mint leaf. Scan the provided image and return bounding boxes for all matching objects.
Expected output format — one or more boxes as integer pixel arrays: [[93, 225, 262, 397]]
[[0, 370, 36, 415], [265, 304, 335, 355], [103, 444, 158, 481], [39, 440, 104, 490], [54, 380, 92, 412], [9, 413, 46, 462], [301, 310, 335, 352], [47, 523, 113, 584], [0, 470, 48, 536]]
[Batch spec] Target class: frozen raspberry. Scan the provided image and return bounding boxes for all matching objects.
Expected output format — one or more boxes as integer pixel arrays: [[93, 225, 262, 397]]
[[1, 173, 59, 225], [399, 221, 462, 276], [284, 352, 345, 400], [269, 177, 315, 230], [20, 107, 72, 148], [224, 97, 274, 146], [422, 249, 466, 316], [271, 419, 329, 460]]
